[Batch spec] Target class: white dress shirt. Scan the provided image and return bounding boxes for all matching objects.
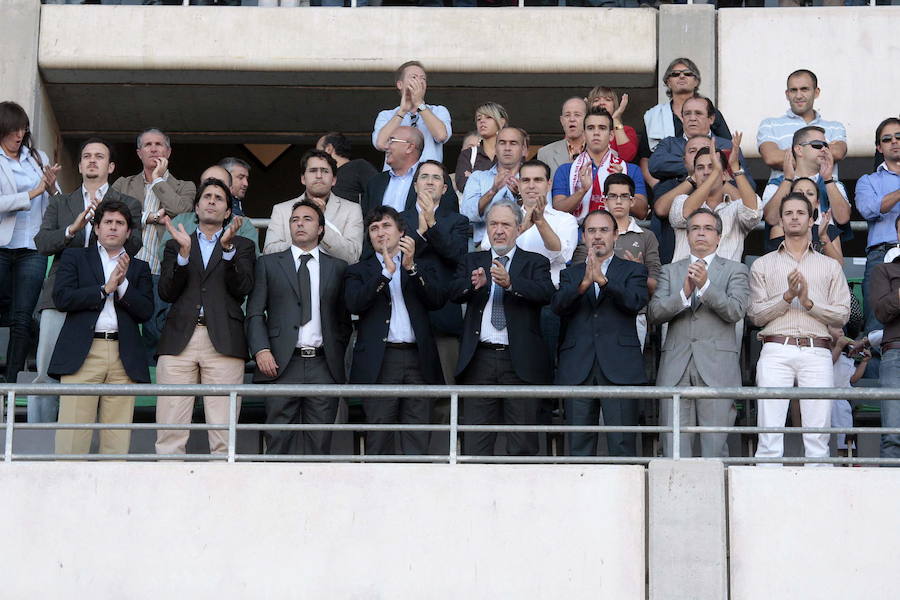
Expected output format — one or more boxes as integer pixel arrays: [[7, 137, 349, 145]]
[[65, 183, 109, 244], [95, 242, 129, 333], [502, 200, 578, 288], [291, 245, 323, 348], [479, 246, 517, 345], [593, 255, 613, 298], [378, 252, 416, 343], [679, 252, 715, 307]]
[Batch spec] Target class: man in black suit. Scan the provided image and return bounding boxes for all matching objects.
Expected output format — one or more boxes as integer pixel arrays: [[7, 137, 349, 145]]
[[399, 160, 470, 384], [361, 126, 459, 219], [450, 198, 556, 456], [155, 178, 256, 455], [31, 138, 143, 424], [50, 199, 154, 456], [345, 205, 445, 455], [552, 209, 649, 457], [246, 200, 352, 455]]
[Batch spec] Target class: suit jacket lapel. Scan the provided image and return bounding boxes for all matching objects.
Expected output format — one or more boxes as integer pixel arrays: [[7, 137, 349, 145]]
[[88, 244, 105, 285], [199, 231, 222, 280], [66, 190, 89, 248], [278, 249, 301, 299], [318, 252, 332, 301], [404, 180, 417, 212]]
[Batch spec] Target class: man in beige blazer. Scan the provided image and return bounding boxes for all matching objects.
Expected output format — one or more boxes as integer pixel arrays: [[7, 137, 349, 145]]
[[264, 149, 363, 264]]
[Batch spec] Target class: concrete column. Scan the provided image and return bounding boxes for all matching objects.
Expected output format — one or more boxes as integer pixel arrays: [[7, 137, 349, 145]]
[[656, 5, 717, 104], [648, 459, 728, 600]]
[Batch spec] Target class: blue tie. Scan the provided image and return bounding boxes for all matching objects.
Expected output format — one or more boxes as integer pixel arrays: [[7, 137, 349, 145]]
[[490, 255, 509, 330]]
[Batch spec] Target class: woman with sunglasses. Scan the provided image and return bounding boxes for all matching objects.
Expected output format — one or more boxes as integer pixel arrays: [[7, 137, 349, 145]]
[[586, 86, 637, 163], [0, 101, 61, 383], [454, 101, 508, 192]]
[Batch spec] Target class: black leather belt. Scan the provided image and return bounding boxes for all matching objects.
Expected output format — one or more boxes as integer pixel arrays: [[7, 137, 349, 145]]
[[385, 342, 417, 350], [293, 346, 324, 358], [478, 342, 508, 350], [93, 331, 118, 340]]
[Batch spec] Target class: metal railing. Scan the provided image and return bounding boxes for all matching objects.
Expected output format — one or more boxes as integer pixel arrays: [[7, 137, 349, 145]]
[[3, 383, 900, 465]]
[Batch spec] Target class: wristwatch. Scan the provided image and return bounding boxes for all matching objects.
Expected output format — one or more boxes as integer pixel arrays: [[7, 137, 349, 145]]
[[823, 179, 835, 185], [222, 244, 235, 253], [417, 103, 427, 113], [406, 264, 418, 276], [733, 169, 746, 178]]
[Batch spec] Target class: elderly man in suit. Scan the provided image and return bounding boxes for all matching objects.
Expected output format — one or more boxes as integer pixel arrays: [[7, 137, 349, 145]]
[[648, 207, 750, 458], [246, 200, 352, 455], [50, 199, 154, 456], [155, 178, 255, 456], [553, 208, 649, 457], [450, 198, 556, 456], [264, 150, 363, 264], [537, 97, 588, 180], [31, 138, 143, 424]]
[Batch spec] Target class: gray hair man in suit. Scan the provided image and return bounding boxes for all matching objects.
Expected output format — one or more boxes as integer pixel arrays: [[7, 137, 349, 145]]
[[648, 207, 750, 458]]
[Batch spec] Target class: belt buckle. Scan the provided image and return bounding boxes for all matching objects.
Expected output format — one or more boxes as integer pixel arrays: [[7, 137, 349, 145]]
[[300, 347, 316, 358]]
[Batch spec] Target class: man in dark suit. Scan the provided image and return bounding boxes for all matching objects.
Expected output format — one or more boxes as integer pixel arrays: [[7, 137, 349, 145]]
[[155, 178, 255, 456], [552, 209, 649, 457], [246, 200, 352, 455], [361, 126, 459, 219], [450, 198, 556, 456], [50, 199, 154, 456], [399, 160, 469, 384], [345, 205, 446, 455], [31, 138, 143, 424]]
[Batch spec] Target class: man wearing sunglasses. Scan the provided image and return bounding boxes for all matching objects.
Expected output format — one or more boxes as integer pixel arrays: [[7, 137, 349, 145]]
[[757, 69, 847, 186], [856, 117, 900, 335]]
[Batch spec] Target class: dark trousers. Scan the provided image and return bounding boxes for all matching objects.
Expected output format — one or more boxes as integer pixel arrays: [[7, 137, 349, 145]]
[[460, 345, 539, 456], [141, 273, 170, 366], [366, 346, 431, 455], [0, 249, 47, 382], [264, 354, 337, 455], [567, 361, 638, 457]]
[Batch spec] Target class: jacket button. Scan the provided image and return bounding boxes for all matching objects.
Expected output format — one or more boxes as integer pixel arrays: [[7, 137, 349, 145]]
[[201, 288, 206, 293], [382, 337, 388, 342], [475, 331, 479, 335], [385, 319, 390, 324]]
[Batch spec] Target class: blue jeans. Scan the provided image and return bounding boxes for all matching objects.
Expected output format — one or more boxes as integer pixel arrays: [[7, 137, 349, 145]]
[[0, 249, 47, 382], [863, 244, 888, 335], [879, 349, 900, 460]]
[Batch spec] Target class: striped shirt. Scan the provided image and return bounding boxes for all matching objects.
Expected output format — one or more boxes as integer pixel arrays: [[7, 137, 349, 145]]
[[756, 109, 846, 184], [669, 193, 762, 263], [748, 242, 850, 339]]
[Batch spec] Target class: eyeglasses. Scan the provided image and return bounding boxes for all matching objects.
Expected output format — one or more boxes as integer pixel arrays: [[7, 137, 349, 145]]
[[880, 133, 900, 144], [798, 140, 829, 150], [605, 193, 633, 202], [668, 70, 695, 79], [688, 225, 719, 233], [388, 137, 411, 145]]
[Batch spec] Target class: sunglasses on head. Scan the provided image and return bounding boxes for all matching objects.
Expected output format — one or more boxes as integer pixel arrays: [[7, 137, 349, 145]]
[[799, 140, 829, 150], [881, 133, 900, 144], [668, 70, 695, 78]]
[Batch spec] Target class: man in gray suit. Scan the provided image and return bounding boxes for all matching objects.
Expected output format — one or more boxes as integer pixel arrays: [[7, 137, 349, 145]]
[[537, 97, 588, 180], [648, 207, 750, 458], [30, 138, 142, 423], [246, 200, 352, 455]]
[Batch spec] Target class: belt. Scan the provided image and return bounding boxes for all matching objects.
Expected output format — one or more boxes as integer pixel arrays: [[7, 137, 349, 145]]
[[293, 346, 324, 358], [197, 315, 207, 326], [867, 242, 896, 253], [882, 342, 900, 352], [763, 335, 831, 349], [478, 342, 509, 351], [385, 342, 417, 350], [93, 331, 118, 340]]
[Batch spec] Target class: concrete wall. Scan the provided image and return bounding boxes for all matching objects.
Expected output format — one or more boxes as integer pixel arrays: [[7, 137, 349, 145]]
[[718, 7, 899, 159], [728, 467, 900, 599], [0, 463, 646, 599]]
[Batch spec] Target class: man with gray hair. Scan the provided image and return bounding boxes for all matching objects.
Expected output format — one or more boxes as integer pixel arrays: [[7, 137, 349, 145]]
[[450, 198, 555, 456], [218, 157, 251, 217], [112, 128, 195, 361]]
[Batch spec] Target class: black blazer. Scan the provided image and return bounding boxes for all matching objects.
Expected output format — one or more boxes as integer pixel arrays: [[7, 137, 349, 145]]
[[49, 246, 154, 383], [552, 256, 648, 386], [245, 248, 352, 383], [344, 255, 446, 384], [156, 232, 256, 360], [361, 170, 459, 221], [450, 249, 555, 384]]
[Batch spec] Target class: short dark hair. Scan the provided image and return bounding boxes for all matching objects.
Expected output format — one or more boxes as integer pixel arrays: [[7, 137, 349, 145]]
[[687, 207, 723, 236], [787, 69, 818, 89], [792, 125, 826, 149], [413, 159, 448, 180], [364, 205, 405, 233], [780, 192, 813, 218], [0, 101, 41, 168], [693, 146, 728, 170], [92, 198, 133, 230], [584, 106, 613, 130], [193, 178, 234, 227], [320, 132, 352, 159], [300, 149, 338, 176], [893, 212, 900, 233], [78, 137, 115, 163], [519, 159, 551, 180], [582, 208, 618, 233], [395, 60, 425, 82], [603, 173, 635, 196], [683, 95, 716, 118], [218, 157, 250, 173], [876, 117, 900, 146], [291, 199, 326, 243], [790, 177, 820, 201]]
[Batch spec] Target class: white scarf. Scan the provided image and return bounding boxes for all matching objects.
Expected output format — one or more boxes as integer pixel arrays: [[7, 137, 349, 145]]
[[568, 148, 624, 223], [643, 102, 675, 153]]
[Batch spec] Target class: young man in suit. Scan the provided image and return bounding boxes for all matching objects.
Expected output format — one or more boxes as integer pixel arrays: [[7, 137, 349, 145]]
[[552, 209, 649, 457], [450, 198, 556, 456], [648, 207, 750, 458], [345, 205, 445, 455], [155, 178, 256, 456], [31, 138, 143, 423], [246, 200, 352, 455], [50, 199, 154, 456]]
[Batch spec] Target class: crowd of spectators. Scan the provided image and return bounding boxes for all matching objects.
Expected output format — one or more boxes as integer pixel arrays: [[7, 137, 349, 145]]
[[1, 57, 898, 463]]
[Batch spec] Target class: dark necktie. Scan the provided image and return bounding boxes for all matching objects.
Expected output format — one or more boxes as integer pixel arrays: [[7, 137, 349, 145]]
[[691, 258, 707, 312], [490, 255, 509, 330], [298, 254, 312, 325]]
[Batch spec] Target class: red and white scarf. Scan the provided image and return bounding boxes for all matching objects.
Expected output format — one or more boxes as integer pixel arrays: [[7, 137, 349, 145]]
[[568, 149, 624, 223]]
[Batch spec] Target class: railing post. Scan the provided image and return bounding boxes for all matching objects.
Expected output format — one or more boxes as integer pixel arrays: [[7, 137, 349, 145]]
[[5, 390, 15, 462], [449, 392, 458, 465], [672, 392, 681, 460], [227, 391, 237, 464]]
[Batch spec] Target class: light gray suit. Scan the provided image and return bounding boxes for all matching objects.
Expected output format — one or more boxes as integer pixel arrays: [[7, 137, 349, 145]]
[[536, 138, 578, 181], [648, 254, 750, 457], [263, 192, 363, 264]]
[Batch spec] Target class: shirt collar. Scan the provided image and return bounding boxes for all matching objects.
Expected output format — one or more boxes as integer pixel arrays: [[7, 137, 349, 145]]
[[389, 163, 418, 179], [877, 161, 900, 175], [197, 228, 224, 243], [375, 250, 401, 268], [81, 183, 109, 203], [291, 244, 320, 263], [624, 217, 643, 234], [491, 246, 517, 262], [776, 239, 816, 255], [96, 241, 126, 260], [690, 251, 716, 264], [784, 108, 822, 122]]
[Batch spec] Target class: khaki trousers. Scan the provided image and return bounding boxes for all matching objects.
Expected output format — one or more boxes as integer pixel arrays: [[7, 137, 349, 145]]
[[56, 339, 135, 456], [155, 326, 244, 455]]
